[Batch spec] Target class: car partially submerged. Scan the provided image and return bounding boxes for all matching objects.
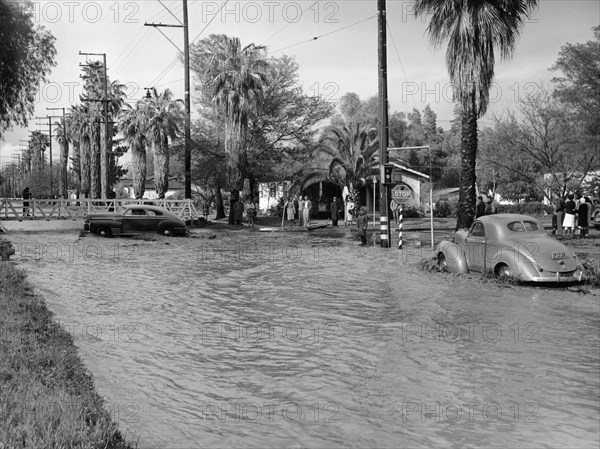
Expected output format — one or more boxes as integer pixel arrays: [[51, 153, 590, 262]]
[[84, 205, 189, 237], [435, 214, 585, 283]]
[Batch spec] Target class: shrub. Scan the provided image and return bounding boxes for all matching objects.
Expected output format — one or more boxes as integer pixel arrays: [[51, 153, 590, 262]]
[[401, 205, 423, 218], [434, 201, 455, 218], [497, 202, 554, 215]]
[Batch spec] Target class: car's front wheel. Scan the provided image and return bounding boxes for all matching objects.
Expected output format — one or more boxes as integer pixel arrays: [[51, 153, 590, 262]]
[[437, 253, 448, 271], [495, 263, 511, 278], [96, 226, 112, 238]]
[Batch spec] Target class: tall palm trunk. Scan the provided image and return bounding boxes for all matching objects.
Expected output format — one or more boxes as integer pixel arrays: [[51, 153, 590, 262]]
[[456, 94, 478, 230], [80, 135, 91, 197], [153, 138, 169, 199], [90, 124, 101, 199], [58, 138, 69, 198], [131, 142, 147, 199], [225, 119, 247, 190]]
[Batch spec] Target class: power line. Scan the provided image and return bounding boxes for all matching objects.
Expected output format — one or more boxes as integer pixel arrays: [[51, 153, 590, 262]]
[[386, 19, 417, 109], [272, 15, 376, 54], [147, 0, 231, 89]]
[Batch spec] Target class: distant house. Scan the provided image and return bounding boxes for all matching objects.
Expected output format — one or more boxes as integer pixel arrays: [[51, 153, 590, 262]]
[[119, 177, 186, 199]]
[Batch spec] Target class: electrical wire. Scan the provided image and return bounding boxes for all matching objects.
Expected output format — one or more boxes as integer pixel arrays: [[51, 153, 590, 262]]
[[386, 19, 417, 109], [271, 15, 376, 54]]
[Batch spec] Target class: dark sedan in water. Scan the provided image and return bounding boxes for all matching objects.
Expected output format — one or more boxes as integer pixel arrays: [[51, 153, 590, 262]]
[[84, 205, 189, 237]]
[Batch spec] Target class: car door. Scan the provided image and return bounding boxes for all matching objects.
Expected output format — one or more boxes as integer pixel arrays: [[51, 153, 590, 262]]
[[145, 209, 163, 232], [122, 208, 146, 233], [464, 221, 486, 272]]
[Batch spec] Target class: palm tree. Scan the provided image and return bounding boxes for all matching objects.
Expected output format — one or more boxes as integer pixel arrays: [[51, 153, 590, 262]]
[[301, 123, 379, 195], [414, 0, 538, 229], [194, 34, 268, 190], [119, 101, 149, 199], [144, 88, 184, 199], [68, 104, 92, 197]]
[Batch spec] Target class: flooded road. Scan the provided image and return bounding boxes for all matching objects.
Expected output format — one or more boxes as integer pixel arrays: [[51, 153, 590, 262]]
[[10, 229, 600, 448]]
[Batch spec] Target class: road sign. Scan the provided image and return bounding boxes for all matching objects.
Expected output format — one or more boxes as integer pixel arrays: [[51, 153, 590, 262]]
[[391, 185, 411, 204]]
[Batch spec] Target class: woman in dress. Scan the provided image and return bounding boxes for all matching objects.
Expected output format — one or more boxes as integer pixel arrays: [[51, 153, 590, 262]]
[[285, 197, 296, 226], [562, 193, 576, 234]]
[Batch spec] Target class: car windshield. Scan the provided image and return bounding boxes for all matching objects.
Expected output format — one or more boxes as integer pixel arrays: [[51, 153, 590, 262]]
[[507, 221, 541, 232]]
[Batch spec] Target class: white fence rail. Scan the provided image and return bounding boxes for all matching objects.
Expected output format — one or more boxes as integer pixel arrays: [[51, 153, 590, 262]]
[[0, 198, 200, 221]]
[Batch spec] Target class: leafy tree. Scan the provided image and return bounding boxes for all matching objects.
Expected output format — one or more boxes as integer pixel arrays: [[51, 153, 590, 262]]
[[551, 25, 600, 136], [0, 0, 56, 137], [246, 55, 333, 187], [414, 0, 538, 229], [480, 87, 595, 200]]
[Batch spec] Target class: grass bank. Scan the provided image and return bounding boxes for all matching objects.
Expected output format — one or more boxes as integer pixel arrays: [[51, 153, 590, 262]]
[[0, 263, 136, 448]]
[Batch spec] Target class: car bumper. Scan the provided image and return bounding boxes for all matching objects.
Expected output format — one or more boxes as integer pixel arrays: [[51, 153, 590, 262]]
[[528, 270, 586, 283]]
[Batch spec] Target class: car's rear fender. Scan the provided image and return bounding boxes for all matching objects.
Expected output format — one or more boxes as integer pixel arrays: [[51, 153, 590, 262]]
[[489, 248, 540, 280]]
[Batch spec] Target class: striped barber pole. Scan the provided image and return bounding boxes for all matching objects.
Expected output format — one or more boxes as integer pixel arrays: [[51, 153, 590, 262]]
[[380, 215, 388, 247], [398, 205, 403, 250]]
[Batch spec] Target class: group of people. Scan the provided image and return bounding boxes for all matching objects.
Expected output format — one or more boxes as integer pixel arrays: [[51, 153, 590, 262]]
[[553, 193, 593, 236], [283, 196, 313, 228], [475, 194, 498, 218], [232, 197, 258, 227]]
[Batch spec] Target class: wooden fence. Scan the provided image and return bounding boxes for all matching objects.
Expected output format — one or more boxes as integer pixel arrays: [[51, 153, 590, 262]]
[[0, 198, 200, 221]]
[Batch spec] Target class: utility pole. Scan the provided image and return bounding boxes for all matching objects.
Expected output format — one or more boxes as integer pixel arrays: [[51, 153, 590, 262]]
[[378, 0, 391, 247], [35, 116, 54, 195], [79, 52, 110, 199], [145, 0, 192, 199], [47, 107, 68, 197]]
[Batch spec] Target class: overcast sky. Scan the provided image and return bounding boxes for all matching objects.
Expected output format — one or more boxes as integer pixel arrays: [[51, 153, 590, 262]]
[[1, 0, 598, 166]]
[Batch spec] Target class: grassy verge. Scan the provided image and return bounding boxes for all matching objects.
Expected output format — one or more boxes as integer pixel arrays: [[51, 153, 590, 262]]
[[0, 263, 136, 448]]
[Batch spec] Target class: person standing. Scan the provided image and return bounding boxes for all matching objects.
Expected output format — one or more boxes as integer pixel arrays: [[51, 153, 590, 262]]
[[576, 196, 590, 237], [22, 187, 32, 217], [330, 197, 340, 226], [285, 197, 296, 226], [297, 196, 305, 227], [303, 196, 312, 228], [562, 193, 576, 234], [233, 198, 244, 226], [357, 207, 368, 245], [484, 194, 498, 215], [555, 195, 565, 235], [476, 195, 486, 218]]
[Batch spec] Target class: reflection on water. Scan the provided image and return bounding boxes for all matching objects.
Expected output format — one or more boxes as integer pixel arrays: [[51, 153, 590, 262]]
[[12, 231, 600, 448]]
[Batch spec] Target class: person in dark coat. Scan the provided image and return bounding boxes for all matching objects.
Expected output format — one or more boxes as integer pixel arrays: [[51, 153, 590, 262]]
[[22, 187, 32, 217], [577, 197, 590, 237], [330, 197, 340, 226], [357, 207, 368, 245], [476, 195, 486, 218], [233, 199, 244, 226], [555, 195, 565, 235]]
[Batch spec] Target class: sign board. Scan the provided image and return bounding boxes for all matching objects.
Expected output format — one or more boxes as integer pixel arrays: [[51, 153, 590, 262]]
[[392, 169, 403, 183], [391, 185, 411, 204]]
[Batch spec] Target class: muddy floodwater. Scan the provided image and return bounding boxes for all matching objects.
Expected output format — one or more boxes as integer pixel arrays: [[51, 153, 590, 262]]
[[10, 228, 600, 448]]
